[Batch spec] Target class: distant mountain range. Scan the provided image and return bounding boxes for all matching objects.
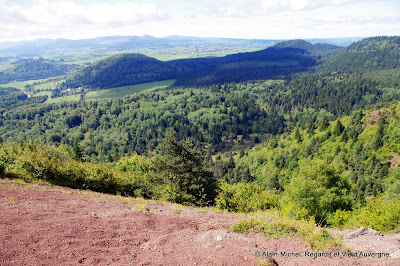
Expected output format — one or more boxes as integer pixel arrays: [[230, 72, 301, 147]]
[[0, 35, 362, 58]]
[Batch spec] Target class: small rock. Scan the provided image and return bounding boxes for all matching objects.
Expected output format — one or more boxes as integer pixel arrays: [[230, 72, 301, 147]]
[[345, 227, 383, 239]]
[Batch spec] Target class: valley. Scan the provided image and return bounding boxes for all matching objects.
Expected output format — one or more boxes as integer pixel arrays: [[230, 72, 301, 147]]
[[1, 35, 400, 265]]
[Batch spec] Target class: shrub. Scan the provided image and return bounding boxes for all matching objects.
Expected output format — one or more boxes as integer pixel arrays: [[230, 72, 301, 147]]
[[216, 182, 277, 213], [328, 196, 400, 232], [280, 159, 354, 224]]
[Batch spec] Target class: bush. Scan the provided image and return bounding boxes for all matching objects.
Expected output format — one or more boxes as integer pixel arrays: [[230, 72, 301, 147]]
[[328, 196, 400, 232], [0, 142, 127, 195], [280, 159, 354, 224], [216, 182, 277, 213]]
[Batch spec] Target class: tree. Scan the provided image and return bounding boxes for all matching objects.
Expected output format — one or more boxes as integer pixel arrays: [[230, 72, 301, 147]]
[[319, 115, 330, 131], [306, 117, 315, 135], [155, 129, 218, 205], [373, 117, 385, 150], [294, 127, 302, 143], [333, 120, 344, 136], [72, 140, 84, 162]]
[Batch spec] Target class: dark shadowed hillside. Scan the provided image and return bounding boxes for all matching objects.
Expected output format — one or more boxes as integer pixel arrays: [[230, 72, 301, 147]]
[[170, 41, 333, 86]]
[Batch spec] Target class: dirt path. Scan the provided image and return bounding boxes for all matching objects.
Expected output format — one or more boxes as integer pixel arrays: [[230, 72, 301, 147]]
[[1, 179, 399, 265]]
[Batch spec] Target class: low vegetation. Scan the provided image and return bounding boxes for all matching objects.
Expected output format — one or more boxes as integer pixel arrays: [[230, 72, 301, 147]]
[[231, 211, 343, 250]]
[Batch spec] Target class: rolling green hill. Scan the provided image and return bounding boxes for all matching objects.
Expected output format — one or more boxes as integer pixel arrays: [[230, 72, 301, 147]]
[[64, 53, 176, 89]]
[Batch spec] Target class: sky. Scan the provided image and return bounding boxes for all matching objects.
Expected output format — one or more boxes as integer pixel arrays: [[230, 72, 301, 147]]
[[1, 0, 400, 42]]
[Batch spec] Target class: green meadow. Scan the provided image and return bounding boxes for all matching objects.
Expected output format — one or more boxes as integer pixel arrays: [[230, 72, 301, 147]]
[[45, 79, 175, 103], [0, 77, 65, 92], [84, 79, 175, 100], [46, 94, 81, 104]]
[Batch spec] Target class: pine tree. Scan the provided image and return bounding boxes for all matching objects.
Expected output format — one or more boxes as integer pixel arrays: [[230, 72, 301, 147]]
[[373, 117, 385, 150], [294, 127, 302, 143], [73, 140, 84, 162], [319, 115, 330, 131], [155, 129, 218, 205], [333, 120, 344, 136]]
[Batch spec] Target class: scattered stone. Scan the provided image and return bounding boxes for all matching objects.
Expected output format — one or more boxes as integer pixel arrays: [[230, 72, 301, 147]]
[[345, 227, 383, 239]]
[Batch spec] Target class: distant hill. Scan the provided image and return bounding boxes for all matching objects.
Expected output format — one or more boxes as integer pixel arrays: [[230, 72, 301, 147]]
[[170, 40, 339, 86], [319, 36, 400, 73], [64, 39, 344, 89], [0, 60, 78, 84], [65, 53, 176, 89], [273, 39, 342, 56], [63, 40, 331, 89]]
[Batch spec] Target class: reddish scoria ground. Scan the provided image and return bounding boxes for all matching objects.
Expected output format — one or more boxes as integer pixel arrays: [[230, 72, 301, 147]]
[[0, 179, 399, 266]]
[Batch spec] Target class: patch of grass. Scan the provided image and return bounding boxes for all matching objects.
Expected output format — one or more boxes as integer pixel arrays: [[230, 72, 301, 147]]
[[0, 81, 31, 90], [218, 60, 299, 70], [46, 94, 81, 104], [230, 211, 343, 251], [33, 91, 52, 98], [257, 258, 277, 266], [84, 79, 175, 100], [0, 77, 64, 91], [132, 203, 148, 212], [171, 204, 183, 214], [34, 80, 62, 91], [4, 196, 15, 204]]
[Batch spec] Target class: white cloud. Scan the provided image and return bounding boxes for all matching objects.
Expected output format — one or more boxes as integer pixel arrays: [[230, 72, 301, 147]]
[[23, 0, 168, 26], [206, 0, 366, 17], [307, 14, 400, 25], [0, 0, 398, 41], [0, 0, 28, 24], [0, 0, 168, 41]]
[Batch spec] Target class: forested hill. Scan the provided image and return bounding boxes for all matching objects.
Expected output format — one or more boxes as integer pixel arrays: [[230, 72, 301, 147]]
[[273, 39, 342, 56], [64, 53, 176, 89], [0, 60, 78, 83], [63, 40, 336, 89], [318, 36, 400, 74], [170, 41, 331, 86]]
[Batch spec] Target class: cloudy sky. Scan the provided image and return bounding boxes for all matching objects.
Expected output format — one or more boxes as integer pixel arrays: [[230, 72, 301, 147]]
[[1, 0, 399, 42]]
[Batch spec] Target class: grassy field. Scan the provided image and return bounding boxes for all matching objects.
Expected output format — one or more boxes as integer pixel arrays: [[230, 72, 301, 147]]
[[218, 60, 299, 70], [84, 79, 175, 100], [45, 79, 175, 103], [34, 80, 65, 91], [0, 80, 34, 91], [46, 94, 81, 104], [0, 77, 65, 91], [33, 91, 52, 98]]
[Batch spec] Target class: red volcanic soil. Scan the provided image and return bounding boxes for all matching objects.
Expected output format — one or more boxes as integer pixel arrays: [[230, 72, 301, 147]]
[[1, 179, 399, 265]]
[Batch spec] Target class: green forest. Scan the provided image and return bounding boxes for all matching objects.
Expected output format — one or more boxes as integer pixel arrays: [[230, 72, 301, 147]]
[[0, 59, 79, 84], [1, 36, 400, 233]]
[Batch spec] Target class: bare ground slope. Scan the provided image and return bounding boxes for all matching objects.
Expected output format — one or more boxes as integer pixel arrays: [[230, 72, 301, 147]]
[[1, 179, 399, 265]]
